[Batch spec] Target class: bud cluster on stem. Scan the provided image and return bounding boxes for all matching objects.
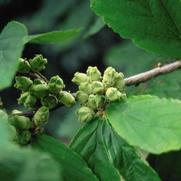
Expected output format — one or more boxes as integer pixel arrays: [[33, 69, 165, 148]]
[[10, 55, 75, 145], [72, 66, 126, 122]]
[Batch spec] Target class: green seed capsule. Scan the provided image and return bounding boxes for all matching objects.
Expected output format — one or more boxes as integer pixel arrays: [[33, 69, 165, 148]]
[[86, 66, 101, 81], [18, 130, 31, 145], [114, 72, 125, 91], [76, 91, 89, 104], [9, 115, 32, 130], [14, 76, 33, 91], [31, 84, 48, 98], [102, 67, 117, 88], [58, 91, 75, 107], [105, 87, 122, 102], [79, 82, 92, 95], [41, 95, 58, 109], [18, 58, 31, 73], [87, 94, 105, 110], [18, 92, 37, 108], [48, 75, 65, 94], [77, 106, 95, 122], [72, 72, 89, 85], [92, 81, 104, 94], [33, 106, 49, 126], [29, 54, 48, 72]]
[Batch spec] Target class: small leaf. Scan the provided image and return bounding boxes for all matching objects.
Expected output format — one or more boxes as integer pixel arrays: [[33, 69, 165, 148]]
[[107, 95, 181, 154], [91, 0, 181, 58], [70, 119, 160, 181], [0, 21, 27, 90], [28, 29, 81, 44], [33, 134, 98, 181]]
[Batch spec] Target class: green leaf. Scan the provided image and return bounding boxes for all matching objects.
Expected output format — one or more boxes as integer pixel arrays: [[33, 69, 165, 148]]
[[91, 0, 181, 58], [33, 134, 98, 181], [0, 147, 62, 181], [0, 21, 27, 90], [28, 29, 81, 44], [107, 95, 181, 154], [0, 109, 17, 147], [70, 119, 160, 181]]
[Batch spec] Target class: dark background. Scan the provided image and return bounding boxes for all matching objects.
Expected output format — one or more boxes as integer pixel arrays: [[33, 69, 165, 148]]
[[0, 0, 180, 180]]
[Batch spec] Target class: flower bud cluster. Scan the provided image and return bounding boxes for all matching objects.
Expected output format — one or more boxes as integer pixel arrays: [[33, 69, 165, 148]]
[[72, 66, 126, 123], [10, 55, 75, 145]]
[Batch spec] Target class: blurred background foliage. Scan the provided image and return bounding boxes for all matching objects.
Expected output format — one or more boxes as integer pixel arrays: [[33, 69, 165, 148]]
[[0, 1, 180, 180]]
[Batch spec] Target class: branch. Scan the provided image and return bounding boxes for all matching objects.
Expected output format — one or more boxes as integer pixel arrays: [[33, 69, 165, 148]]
[[13, 60, 181, 117], [125, 60, 181, 86]]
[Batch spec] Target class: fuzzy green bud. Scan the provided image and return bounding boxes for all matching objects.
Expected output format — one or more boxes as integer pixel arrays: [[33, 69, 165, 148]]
[[106, 87, 122, 102], [48, 75, 65, 94], [41, 95, 58, 109], [31, 84, 48, 98], [79, 82, 92, 95], [29, 54, 47, 72], [18, 130, 31, 145], [33, 106, 49, 126], [102, 67, 117, 88], [87, 94, 105, 110], [114, 72, 125, 91], [18, 58, 31, 73], [9, 115, 32, 130], [18, 92, 37, 108], [58, 91, 75, 107], [86, 66, 101, 81], [72, 72, 89, 85], [14, 76, 33, 91], [92, 81, 104, 94], [77, 106, 95, 122], [76, 91, 89, 104]]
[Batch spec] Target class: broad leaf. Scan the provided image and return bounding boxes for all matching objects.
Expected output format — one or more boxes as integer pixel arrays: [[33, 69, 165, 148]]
[[91, 0, 181, 58], [28, 29, 81, 44], [0, 148, 62, 181], [33, 134, 98, 181], [0, 109, 16, 146], [0, 21, 27, 90], [107, 95, 181, 154], [0, 110, 61, 181], [70, 119, 160, 181]]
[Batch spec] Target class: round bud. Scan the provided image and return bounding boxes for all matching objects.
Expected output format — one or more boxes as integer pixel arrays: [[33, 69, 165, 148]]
[[77, 106, 95, 122], [102, 67, 117, 88], [76, 91, 89, 104], [48, 75, 65, 94], [18, 130, 31, 145], [92, 81, 104, 94], [87, 94, 105, 110], [79, 82, 92, 95], [24, 94, 37, 109], [86, 66, 101, 81], [33, 106, 49, 126], [18, 58, 31, 73], [105, 87, 122, 102], [72, 72, 89, 85], [9, 115, 32, 130], [31, 84, 48, 98], [18, 92, 29, 105], [114, 72, 125, 91], [41, 95, 58, 109], [14, 76, 33, 91], [29, 54, 48, 72], [58, 91, 75, 107]]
